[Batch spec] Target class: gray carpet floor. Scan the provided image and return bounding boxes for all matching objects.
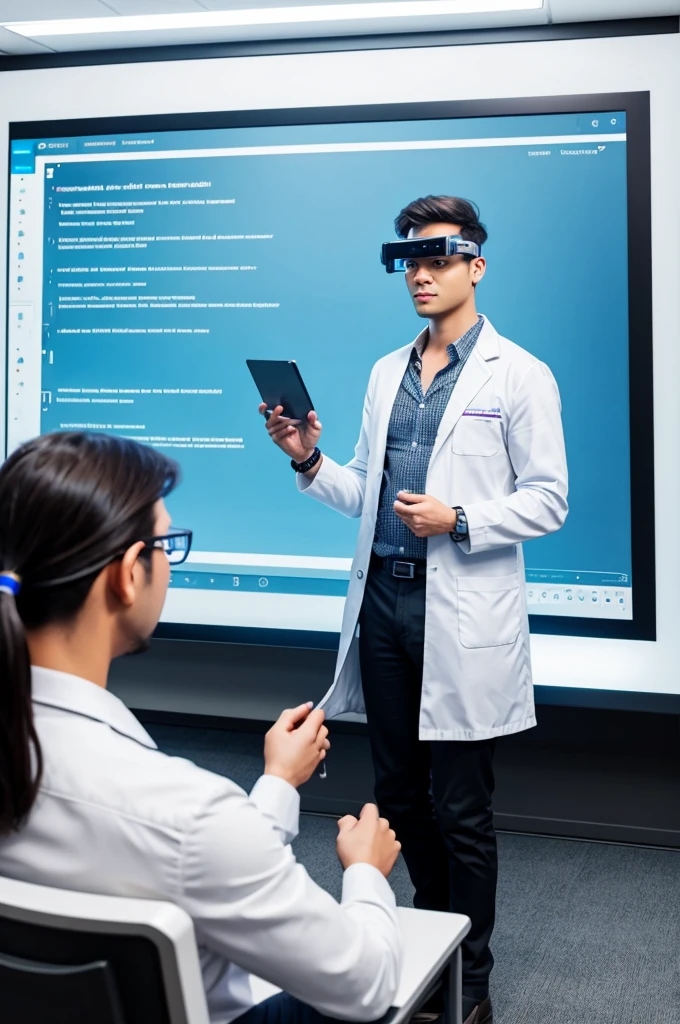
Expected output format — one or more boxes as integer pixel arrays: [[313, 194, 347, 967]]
[[146, 723, 680, 1024]]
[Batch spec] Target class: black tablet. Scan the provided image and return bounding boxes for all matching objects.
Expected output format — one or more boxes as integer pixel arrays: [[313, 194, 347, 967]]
[[246, 359, 315, 421]]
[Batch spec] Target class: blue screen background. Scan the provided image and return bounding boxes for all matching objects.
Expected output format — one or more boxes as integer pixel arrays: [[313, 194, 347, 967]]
[[36, 111, 631, 582]]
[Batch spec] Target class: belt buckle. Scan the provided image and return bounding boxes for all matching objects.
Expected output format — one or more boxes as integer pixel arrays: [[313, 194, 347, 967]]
[[392, 560, 416, 579]]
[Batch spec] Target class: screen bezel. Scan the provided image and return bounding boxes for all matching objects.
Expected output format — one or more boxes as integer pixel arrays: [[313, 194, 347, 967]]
[[7, 91, 655, 653]]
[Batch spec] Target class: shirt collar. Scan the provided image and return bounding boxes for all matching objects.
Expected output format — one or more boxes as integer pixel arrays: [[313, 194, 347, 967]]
[[412, 313, 484, 361], [31, 665, 157, 750]]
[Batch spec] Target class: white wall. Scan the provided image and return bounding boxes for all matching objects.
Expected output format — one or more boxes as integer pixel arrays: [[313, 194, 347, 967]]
[[1, 31, 678, 700]]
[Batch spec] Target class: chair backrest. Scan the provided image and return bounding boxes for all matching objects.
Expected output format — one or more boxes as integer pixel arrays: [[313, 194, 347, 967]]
[[0, 875, 210, 1024]]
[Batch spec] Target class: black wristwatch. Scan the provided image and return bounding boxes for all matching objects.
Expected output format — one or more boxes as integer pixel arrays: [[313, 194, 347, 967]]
[[291, 447, 322, 474], [450, 506, 469, 543]]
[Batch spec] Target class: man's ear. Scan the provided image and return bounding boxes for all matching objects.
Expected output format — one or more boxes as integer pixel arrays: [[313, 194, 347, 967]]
[[470, 256, 486, 286], [106, 542, 146, 608]]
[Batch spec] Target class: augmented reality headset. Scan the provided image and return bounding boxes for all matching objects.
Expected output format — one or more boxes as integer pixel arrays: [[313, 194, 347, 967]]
[[381, 234, 481, 274]]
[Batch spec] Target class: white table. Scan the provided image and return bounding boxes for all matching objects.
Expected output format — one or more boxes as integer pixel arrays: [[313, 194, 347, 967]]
[[250, 906, 471, 1024]]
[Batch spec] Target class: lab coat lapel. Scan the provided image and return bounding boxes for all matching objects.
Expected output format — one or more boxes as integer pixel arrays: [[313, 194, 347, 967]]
[[432, 352, 491, 464], [429, 320, 497, 463], [373, 345, 413, 458]]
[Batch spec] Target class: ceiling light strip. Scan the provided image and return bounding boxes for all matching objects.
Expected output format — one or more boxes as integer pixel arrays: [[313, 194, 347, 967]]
[[4, 1, 545, 38]]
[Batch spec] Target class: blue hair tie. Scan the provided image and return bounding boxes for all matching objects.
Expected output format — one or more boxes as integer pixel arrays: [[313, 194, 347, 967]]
[[0, 572, 22, 597]]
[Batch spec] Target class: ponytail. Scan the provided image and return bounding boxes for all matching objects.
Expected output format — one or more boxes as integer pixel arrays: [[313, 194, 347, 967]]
[[0, 584, 43, 834]]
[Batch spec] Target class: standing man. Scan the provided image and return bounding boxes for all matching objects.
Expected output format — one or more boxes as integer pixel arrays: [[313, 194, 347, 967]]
[[262, 196, 568, 1024]]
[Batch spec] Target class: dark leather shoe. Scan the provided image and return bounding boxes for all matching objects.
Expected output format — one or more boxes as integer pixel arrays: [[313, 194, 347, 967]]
[[463, 996, 493, 1024]]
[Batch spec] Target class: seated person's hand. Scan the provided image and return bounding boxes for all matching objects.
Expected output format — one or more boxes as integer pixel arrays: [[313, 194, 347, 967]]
[[264, 703, 330, 789], [336, 803, 401, 878]]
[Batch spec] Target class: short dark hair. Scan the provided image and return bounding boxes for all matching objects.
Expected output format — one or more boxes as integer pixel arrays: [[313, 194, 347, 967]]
[[395, 195, 488, 251]]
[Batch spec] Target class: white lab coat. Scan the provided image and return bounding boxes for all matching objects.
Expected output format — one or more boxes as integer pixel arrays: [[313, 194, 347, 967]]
[[0, 668, 401, 1024], [298, 316, 568, 741]]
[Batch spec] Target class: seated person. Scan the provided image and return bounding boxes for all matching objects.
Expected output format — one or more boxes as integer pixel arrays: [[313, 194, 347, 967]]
[[0, 431, 402, 1024]]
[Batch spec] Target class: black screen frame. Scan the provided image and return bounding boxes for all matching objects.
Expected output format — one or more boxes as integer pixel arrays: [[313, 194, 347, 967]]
[[7, 90, 655, 654]]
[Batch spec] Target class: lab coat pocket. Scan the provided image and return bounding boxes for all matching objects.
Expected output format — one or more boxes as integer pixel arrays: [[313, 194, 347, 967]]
[[451, 417, 501, 456], [457, 573, 522, 649]]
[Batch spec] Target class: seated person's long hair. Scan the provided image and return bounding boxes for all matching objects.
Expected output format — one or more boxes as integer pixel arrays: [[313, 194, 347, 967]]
[[0, 432, 178, 835]]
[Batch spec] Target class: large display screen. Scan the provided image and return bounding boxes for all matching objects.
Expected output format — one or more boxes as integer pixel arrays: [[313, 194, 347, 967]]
[[6, 94, 655, 646]]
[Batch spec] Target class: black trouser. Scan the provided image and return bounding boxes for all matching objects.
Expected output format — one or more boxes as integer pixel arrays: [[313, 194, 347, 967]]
[[359, 556, 498, 1012], [236, 993, 337, 1024]]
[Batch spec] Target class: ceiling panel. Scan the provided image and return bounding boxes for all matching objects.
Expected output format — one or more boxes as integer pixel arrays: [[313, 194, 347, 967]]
[[197, 0, 454, 7], [549, 0, 680, 21], [1, 0, 676, 56], [0, 24, 55, 52], [107, 0, 207, 13], [0, 0, 112, 19], [197, 0, 440, 6]]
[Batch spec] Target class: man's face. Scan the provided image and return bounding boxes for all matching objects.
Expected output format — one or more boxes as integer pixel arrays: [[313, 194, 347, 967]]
[[404, 222, 485, 318]]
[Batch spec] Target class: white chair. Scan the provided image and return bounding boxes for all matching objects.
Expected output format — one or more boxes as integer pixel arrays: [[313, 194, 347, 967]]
[[0, 875, 210, 1024], [0, 876, 470, 1024]]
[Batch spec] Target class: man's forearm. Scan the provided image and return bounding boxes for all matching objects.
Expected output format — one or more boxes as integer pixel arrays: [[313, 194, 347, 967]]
[[302, 452, 323, 482], [296, 453, 367, 519], [464, 486, 568, 554]]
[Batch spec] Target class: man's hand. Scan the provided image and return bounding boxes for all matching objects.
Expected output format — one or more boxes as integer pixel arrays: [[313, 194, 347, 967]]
[[393, 492, 457, 538], [259, 404, 323, 463], [264, 703, 330, 789], [336, 804, 401, 879]]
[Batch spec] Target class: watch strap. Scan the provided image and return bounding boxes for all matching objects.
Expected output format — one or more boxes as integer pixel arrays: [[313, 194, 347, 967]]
[[450, 506, 469, 543], [291, 447, 321, 474]]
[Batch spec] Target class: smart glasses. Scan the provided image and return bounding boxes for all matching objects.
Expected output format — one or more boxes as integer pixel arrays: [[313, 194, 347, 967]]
[[381, 234, 480, 273]]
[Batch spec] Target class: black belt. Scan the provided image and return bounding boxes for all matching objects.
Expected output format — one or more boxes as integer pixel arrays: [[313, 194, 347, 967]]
[[370, 552, 427, 579]]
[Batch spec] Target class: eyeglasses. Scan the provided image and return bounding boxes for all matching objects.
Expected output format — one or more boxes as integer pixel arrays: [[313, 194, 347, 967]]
[[142, 528, 193, 566]]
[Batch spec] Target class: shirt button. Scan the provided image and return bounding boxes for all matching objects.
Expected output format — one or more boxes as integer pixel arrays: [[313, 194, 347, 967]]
[[419, 403, 425, 409], [357, 569, 364, 580], [412, 441, 417, 447]]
